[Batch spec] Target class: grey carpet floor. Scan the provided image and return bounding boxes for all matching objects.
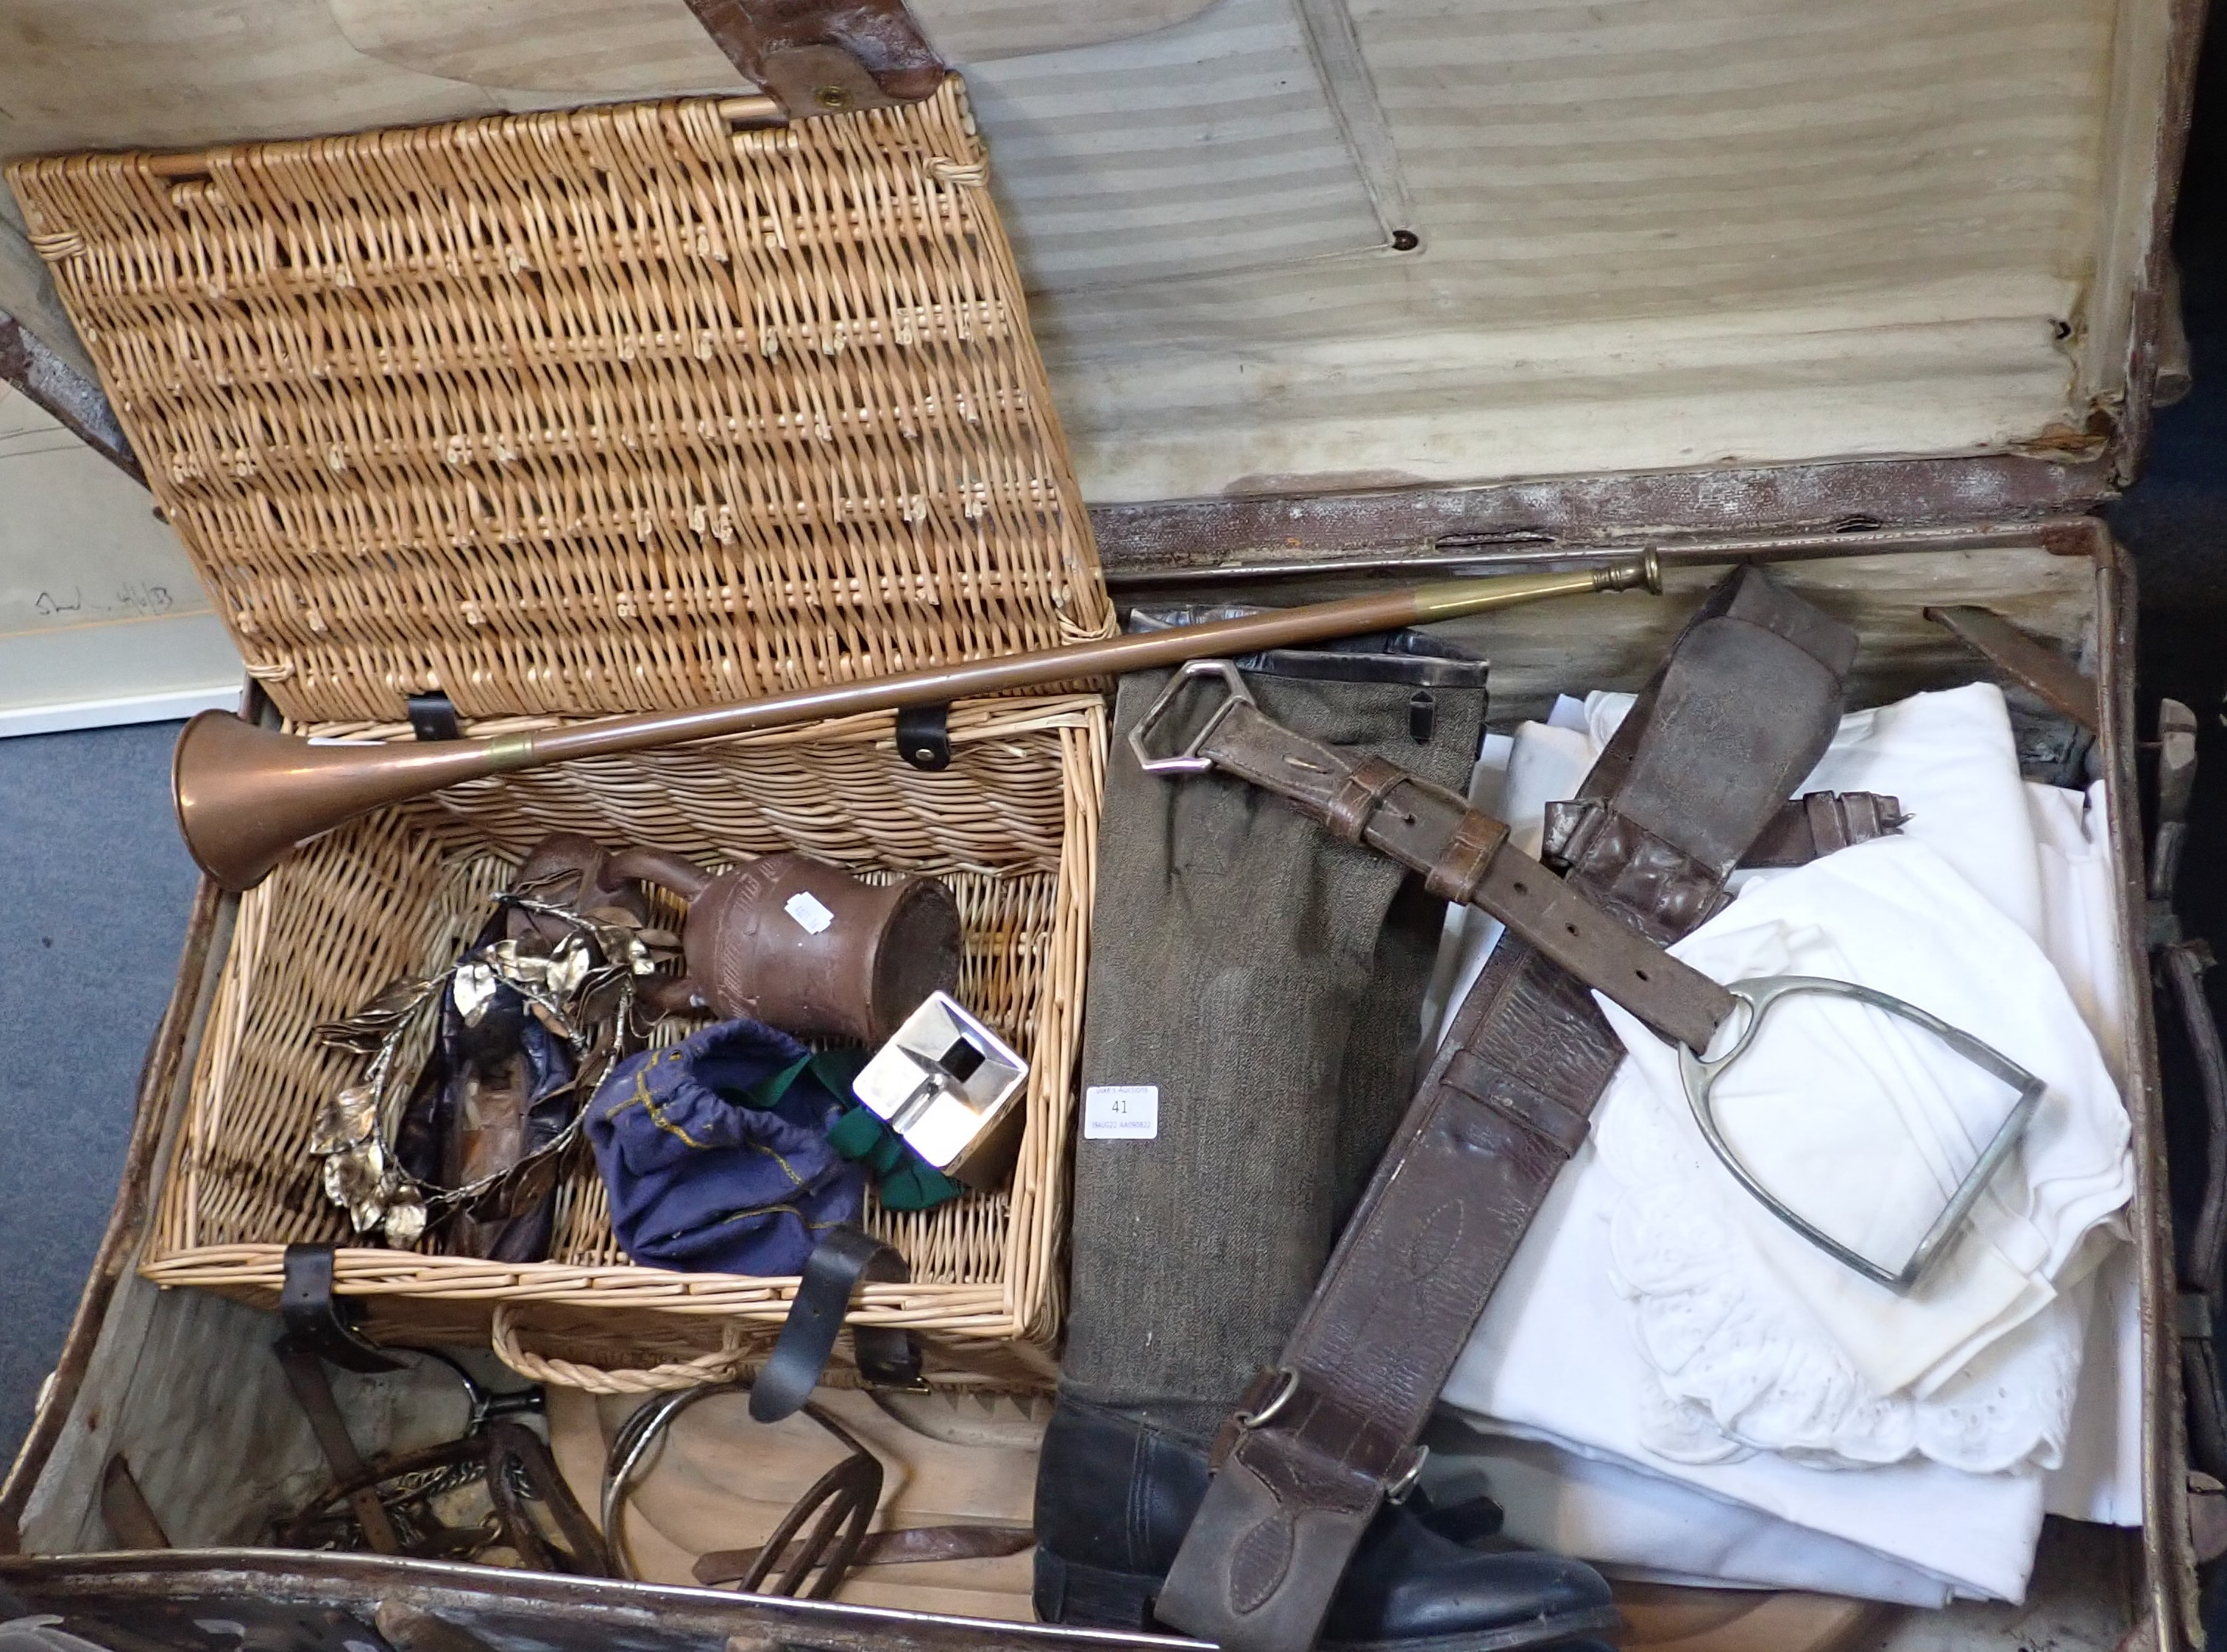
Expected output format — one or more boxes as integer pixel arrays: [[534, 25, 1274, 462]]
[[0, 720, 197, 1454]]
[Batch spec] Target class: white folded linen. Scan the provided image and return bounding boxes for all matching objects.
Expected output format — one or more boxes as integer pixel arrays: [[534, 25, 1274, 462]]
[[2044, 1238, 2143, 1526], [2028, 781, 2132, 1093], [2030, 779, 2142, 1528], [1441, 1135, 2067, 1603], [1420, 1428, 1973, 1608], [1428, 687, 2139, 1602], [1430, 1238, 2141, 1606], [1593, 837, 2133, 1412]]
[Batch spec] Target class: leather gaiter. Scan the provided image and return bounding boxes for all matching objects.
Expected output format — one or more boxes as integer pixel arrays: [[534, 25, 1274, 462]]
[[1059, 634, 1487, 1447]]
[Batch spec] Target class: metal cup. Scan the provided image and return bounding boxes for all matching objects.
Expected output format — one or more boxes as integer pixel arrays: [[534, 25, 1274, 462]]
[[613, 848, 963, 1046]]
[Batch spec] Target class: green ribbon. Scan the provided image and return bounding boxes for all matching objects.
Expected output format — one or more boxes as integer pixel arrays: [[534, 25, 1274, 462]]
[[743, 1046, 962, 1212]]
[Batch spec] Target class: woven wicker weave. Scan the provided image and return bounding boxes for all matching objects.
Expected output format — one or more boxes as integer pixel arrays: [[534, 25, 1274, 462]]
[[146, 695, 1104, 1383], [18, 85, 1112, 1387], [8, 80, 1110, 723]]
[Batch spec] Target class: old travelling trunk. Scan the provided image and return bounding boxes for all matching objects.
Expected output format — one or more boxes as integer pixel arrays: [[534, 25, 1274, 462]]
[[0, 0, 2207, 1647]]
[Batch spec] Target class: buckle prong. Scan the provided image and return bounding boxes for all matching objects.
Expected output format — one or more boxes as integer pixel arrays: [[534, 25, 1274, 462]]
[[1384, 1445, 1429, 1505]]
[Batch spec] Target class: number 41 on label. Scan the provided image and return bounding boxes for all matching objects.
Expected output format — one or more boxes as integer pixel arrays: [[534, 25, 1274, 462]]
[[1083, 1085, 1158, 1141]]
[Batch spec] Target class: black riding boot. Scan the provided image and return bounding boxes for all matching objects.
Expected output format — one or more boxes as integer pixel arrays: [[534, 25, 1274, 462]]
[[1035, 1402, 1620, 1651]]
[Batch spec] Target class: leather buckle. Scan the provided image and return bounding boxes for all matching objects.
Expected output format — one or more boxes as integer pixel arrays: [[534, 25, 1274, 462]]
[[1230, 1367, 1417, 1496], [1679, 975, 2044, 1293], [1236, 1367, 1300, 1431], [1384, 1444, 1429, 1505], [1130, 659, 1255, 776]]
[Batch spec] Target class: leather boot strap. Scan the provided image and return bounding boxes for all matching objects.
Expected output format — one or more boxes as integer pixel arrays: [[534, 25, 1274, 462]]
[[1549, 789, 1904, 870], [1192, 705, 1733, 1049], [1189, 703, 1900, 1049], [1154, 566, 1859, 1652]]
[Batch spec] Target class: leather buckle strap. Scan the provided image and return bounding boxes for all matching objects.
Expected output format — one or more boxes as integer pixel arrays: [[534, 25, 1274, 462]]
[[751, 1224, 923, 1425], [1167, 689, 1736, 1050], [1325, 756, 1408, 843], [1130, 658, 1257, 776], [1544, 790, 1905, 873], [1805, 790, 1855, 856], [1256, 1372, 1416, 1486], [1425, 809, 1508, 904], [1210, 1368, 1430, 1503], [1209, 1366, 1292, 1470], [1155, 567, 1859, 1652]]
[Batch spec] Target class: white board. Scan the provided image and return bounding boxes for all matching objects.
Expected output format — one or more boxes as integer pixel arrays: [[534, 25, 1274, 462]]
[[0, 385, 241, 737]]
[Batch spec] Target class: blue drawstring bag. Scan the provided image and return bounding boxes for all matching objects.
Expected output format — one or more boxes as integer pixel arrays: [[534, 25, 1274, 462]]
[[585, 1018, 864, 1277]]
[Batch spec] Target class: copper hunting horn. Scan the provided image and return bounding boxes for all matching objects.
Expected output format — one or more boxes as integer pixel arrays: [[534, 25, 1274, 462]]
[[175, 556, 1660, 892]]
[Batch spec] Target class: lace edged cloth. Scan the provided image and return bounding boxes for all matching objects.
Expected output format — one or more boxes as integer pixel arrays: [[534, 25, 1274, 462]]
[[1596, 1070, 2103, 1474]]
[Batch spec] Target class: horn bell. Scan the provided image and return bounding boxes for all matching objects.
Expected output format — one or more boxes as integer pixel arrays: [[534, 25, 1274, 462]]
[[173, 711, 495, 893]]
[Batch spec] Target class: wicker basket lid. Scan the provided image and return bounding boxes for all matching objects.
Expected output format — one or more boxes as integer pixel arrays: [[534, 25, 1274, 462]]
[[9, 79, 1111, 723]]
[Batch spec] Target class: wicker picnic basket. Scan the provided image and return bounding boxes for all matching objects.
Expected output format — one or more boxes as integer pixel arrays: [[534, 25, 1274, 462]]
[[11, 79, 1111, 1391]]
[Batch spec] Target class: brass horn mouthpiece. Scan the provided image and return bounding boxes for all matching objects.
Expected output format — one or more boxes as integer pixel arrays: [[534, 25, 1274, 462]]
[[1596, 549, 1662, 594], [176, 556, 1662, 893]]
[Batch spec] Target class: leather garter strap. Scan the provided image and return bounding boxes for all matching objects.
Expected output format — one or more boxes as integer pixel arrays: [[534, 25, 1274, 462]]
[[1182, 698, 1733, 1049], [1153, 565, 1860, 1651]]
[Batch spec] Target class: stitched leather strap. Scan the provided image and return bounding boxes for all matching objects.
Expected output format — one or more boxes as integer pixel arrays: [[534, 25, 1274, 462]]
[[1192, 700, 1735, 1051], [1545, 790, 1904, 871], [751, 1224, 921, 1424], [1155, 566, 1858, 1652], [274, 1341, 403, 1555], [1325, 756, 1410, 843]]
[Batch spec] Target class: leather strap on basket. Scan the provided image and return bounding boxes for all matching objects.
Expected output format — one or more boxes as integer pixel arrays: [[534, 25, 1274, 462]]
[[272, 1244, 404, 1555], [1155, 566, 1858, 1652], [278, 1243, 400, 1375], [751, 1224, 922, 1424]]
